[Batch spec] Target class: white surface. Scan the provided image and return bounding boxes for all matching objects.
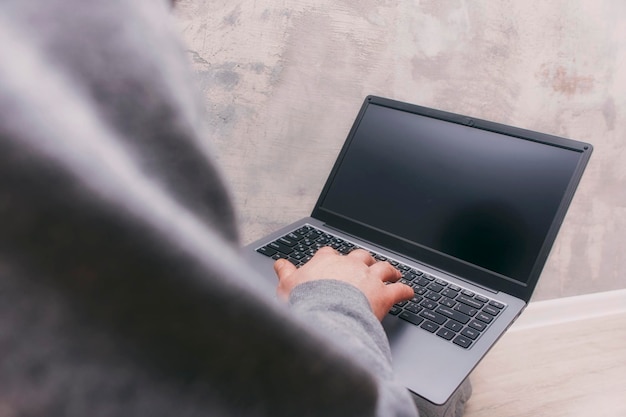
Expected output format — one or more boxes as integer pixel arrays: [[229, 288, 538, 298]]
[[512, 289, 626, 331]]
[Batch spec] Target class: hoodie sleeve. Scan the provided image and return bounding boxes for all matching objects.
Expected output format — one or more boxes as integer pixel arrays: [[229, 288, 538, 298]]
[[289, 280, 419, 417]]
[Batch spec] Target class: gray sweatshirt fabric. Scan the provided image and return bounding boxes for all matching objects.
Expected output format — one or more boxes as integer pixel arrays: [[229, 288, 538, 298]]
[[0, 0, 422, 416]]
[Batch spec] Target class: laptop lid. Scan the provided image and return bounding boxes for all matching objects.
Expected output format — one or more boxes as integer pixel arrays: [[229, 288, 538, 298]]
[[311, 96, 592, 302]]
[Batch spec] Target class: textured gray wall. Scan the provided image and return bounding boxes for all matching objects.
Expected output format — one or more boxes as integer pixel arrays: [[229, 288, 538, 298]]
[[175, 0, 625, 301]]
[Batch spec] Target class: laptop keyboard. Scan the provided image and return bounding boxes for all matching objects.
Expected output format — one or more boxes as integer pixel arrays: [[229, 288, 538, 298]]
[[256, 224, 506, 349]]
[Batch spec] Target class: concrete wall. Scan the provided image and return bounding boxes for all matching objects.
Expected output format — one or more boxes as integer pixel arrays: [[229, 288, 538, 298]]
[[174, 0, 626, 301]]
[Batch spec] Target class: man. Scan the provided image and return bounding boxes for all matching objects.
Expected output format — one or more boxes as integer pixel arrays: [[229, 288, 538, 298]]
[[0, 1, 469, 416]]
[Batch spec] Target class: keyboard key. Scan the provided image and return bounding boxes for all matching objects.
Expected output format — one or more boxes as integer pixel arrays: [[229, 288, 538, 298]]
[[268, 241, 294, 255], [300, 238, 315, 247], [468, 320, 487, 332], [256, 246, 277, 257], [427, 283, 445, 293], [445, 320, 464, 332], [435, 306, 470, 324], [419, 300, 438, 310], [453, 335, 473, 349], [454, 303, 478, 317], [399, 311, 424, 326], [461, 327, 480, 340], [474, 294, 489, 303], [389, 306, 402, 315], [278, 236, 298, 247], [413, 286, 428, 295], [437, 328, 456, 341], [415, 277, 431, 287], [483, 305, 501, 316], [424, 292, 442, 302], [405, 302, 422, 314], [306, 230, 322, 239], [434, 278, 449, 287], [411, 295, 424, 304], [419, 309, 447, 325], [457, 295, 484, 309], [475, 312, 494, 324], [337, 245, 352, 254], [441, 288, 459, 298], [440, 297, 456, 308], [293, 243, 308, 252], [489, 300, 505, 309], [420, 321, 439, 333], [316, 236, 330, 245], [286, 232, 303, 241], [403, 272, 417, 281]]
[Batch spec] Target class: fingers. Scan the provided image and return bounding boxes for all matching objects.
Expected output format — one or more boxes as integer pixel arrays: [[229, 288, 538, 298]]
[[274, 258, 296, 281], [274, 244, 414, 320], [346, 248, 376, 266], [385, 282, 415, 303], [368, 260, 402, 282], [304, 246, 400, 283], [315, 246, 339, 257], [370, 282, 414, 320], [276, 246, 401, 284]]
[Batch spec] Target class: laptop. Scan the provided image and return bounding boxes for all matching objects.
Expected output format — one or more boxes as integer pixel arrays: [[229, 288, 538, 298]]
[[242, 95, 593, 405]]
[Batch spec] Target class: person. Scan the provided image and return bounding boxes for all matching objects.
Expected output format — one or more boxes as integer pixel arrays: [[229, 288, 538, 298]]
[[0, 1, 471, 416]]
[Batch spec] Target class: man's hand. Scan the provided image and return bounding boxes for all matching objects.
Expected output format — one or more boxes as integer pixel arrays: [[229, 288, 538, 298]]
[[273, 247, 414, 321]]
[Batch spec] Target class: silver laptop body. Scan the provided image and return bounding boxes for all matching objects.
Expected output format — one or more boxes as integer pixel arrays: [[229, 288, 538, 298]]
[[242, 95, 592, 405]]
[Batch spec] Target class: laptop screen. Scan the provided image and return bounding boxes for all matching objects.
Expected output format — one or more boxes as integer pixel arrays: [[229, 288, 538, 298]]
[[314, 98, 591, 299]]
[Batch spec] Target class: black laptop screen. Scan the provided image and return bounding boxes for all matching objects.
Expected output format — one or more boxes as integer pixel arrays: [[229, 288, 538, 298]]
[[316, 102, 584, 288]]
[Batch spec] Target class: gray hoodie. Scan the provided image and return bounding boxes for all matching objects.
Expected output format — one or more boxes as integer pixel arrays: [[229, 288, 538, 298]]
[[0, 0, 420, 416]]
